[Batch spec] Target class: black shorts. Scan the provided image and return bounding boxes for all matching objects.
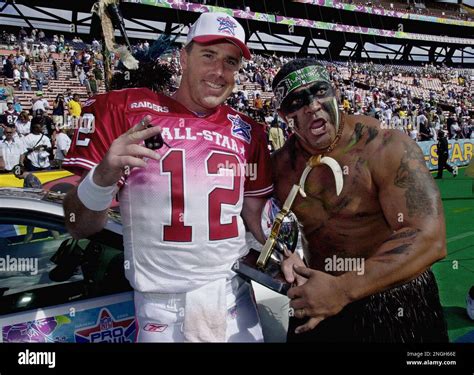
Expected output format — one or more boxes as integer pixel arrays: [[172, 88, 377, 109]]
[[287, 269, 448, 343]]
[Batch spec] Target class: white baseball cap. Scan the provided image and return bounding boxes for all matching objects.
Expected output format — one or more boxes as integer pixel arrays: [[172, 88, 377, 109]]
[[186, 12, 251, 59]]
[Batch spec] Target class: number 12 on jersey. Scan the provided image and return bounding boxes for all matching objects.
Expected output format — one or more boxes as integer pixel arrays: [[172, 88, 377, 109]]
[[161, 149, 242, 242]]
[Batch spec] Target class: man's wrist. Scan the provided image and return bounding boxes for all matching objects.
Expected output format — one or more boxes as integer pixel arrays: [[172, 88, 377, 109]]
[[92, 163, 121, 187], [77, 166, 117, 211], [337, 272, 359, 304]]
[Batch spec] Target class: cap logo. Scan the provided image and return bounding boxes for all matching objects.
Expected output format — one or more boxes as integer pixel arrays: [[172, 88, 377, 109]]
[[217, 16, 237, 36]]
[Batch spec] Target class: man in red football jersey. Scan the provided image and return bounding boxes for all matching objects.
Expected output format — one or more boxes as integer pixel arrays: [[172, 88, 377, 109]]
[[63, 12, 272, 342]]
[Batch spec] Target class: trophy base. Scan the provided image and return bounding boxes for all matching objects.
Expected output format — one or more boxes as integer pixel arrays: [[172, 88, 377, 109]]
[[232, 248, 291, 295]]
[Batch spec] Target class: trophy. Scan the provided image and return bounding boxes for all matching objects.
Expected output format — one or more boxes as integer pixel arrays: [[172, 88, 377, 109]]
[[233, 155, 344, 294]]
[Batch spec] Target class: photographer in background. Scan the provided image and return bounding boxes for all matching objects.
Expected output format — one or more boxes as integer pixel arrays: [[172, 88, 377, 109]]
[[22, 120, 52, 171]]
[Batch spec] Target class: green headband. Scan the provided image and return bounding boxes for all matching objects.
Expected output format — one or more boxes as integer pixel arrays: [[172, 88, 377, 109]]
[[274, 65, 331, 109]]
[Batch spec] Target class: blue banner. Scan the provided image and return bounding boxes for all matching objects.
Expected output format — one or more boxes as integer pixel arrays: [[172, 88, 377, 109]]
[[418, 139, 473, 171]]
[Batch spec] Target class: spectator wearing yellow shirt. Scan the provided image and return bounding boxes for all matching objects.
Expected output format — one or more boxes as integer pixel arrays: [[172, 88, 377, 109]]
[[254, 93, 263, 110], [68, 94, 82, 118], [268, 120, 285, 151], [342, 96, 351, 112]]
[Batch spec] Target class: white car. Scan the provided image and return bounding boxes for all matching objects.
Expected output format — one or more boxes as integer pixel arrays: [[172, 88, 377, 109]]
[[0, 188, 288, 343]]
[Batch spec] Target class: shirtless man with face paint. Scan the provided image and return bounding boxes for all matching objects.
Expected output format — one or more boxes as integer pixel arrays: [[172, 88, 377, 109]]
[[271, 59, 448, 342]]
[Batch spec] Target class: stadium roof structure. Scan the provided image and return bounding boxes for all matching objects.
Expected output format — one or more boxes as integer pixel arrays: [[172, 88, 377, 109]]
[[1, 0, 474, 66]]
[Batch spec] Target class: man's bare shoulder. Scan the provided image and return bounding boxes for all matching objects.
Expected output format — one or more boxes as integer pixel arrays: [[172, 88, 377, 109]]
[[339, 114, 382, 153], [272, 139, 308, 185], [366, 120, 430, 191], [271, 138, 293, 171], [343, 114, 413, 155]]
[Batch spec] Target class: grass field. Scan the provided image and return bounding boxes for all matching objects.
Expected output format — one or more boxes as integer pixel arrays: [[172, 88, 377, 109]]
[[432, 166, 474, 342]]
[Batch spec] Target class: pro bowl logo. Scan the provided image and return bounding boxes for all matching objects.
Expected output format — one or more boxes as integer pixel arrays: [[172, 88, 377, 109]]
[[75, 308, 135, 343], [83, 98, 96, 107], [228, 114, 252, 144], [217, 16, 237, 36]]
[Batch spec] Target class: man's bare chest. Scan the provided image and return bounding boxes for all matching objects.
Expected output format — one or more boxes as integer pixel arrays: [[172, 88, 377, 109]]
[[274, 153, 379, 226]]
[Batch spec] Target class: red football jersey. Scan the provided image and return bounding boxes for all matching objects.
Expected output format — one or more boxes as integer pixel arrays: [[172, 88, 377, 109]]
[[64, 88, 273, 292]]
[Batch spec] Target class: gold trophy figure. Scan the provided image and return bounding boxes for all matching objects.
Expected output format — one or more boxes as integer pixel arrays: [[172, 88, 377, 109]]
[[233, 155, 344, 294]]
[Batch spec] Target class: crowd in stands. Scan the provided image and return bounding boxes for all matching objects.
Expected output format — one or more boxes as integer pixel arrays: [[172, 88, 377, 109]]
[[223, 55, 474, 150], [0, 27, 106, 173], [340, 0, 472, 21], [1, 27, 104, 96], [0, 27, 473, 174], [191, 0, 473, 21]]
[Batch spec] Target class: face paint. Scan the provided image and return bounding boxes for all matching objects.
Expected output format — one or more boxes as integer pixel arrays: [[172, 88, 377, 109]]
[[321, 96, 340, 133], [281, 81, 334, 114], [281, 82, 340, 133], [283, 82, 343, 155]]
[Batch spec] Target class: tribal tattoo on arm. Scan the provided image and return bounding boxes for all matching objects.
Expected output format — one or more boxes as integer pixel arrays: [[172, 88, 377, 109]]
[[394, 141, 440, 217]]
